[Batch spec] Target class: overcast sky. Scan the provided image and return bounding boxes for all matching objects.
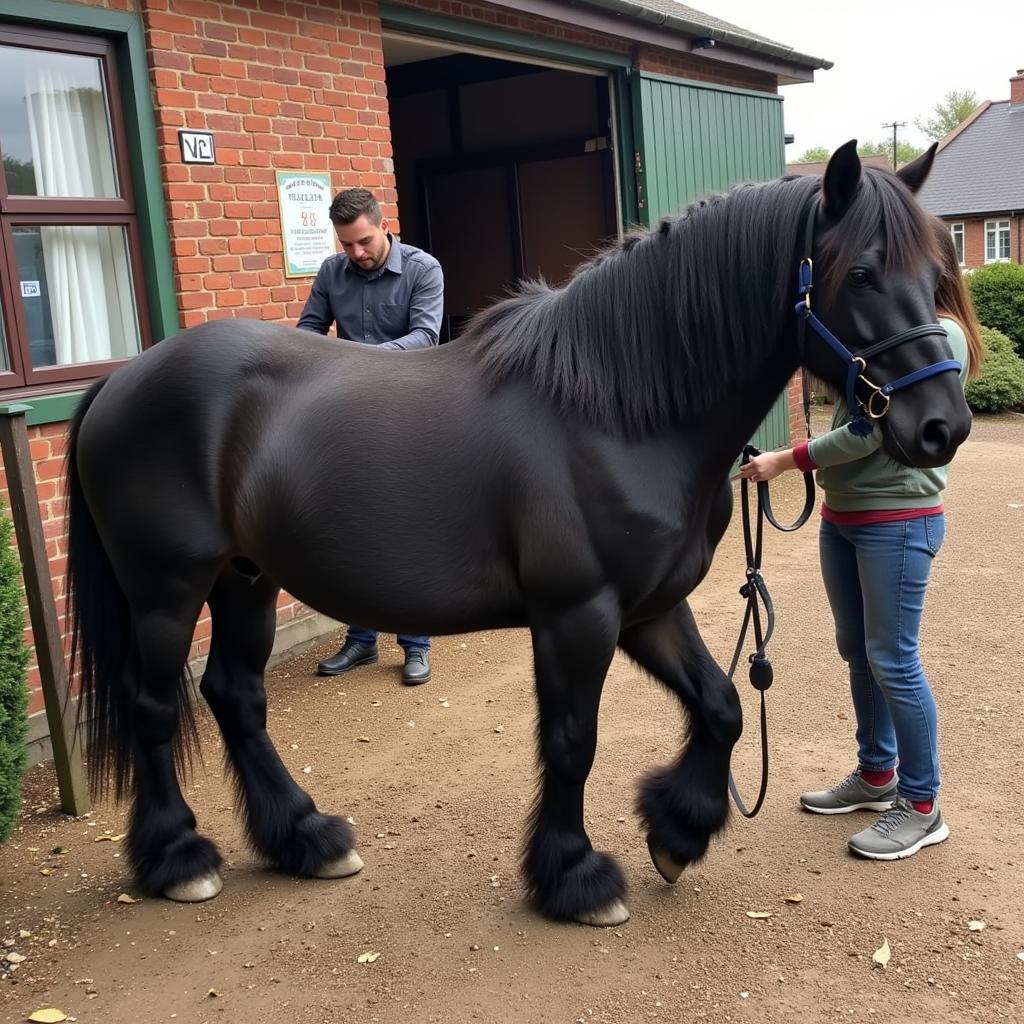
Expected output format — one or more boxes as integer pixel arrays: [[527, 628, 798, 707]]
[[703, 0, 1021, 157]]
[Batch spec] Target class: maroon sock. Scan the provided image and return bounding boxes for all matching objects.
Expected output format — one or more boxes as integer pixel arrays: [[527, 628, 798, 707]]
[[910, 799, 933, 815], [859, 768, 895, 787]]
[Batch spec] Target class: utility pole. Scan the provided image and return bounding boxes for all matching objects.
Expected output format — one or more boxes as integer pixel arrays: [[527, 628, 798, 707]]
[[881, 121, 907, 169]]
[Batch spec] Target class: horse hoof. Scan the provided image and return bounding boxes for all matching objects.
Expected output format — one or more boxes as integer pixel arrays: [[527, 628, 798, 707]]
[[313, 849, 364, 878], [578, 899, 630, 927], [165, 871, 224, 903], [647, 838, 684, 884]]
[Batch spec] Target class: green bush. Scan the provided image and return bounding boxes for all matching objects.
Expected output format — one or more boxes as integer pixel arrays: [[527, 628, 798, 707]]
[[0, 500, 28, 843], [967, 262, 1024, 358], [965, 326, 1024, 413]]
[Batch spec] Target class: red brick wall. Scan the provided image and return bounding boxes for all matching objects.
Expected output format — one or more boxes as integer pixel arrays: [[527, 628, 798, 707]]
[[0, 425, 68, 717], [637, 49, 777, 93], [145, 0, 395, 326]]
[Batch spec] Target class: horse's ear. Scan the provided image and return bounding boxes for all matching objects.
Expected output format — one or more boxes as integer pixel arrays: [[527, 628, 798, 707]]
[[896, 143, 938, 193], [821, 140, 861, 219]]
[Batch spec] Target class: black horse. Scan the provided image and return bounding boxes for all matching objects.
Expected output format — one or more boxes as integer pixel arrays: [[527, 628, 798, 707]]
[[67, 143, 970, 926]]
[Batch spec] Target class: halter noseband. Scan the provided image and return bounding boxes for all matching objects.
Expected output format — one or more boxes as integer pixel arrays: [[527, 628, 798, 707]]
[[794, 199, 961, 435]]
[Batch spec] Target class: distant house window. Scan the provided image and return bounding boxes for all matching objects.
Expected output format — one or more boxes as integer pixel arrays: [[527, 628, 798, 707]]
[[984, 220, 1010, 263], [949, 222, 965, 265]]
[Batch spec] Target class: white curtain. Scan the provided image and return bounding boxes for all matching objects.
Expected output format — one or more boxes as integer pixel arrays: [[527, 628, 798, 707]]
[[25, 64, 139, 365]]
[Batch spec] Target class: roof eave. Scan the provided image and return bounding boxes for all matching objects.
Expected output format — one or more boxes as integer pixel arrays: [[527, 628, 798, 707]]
[[580, 0, 833, 71], [930, 206, 1024, 219]]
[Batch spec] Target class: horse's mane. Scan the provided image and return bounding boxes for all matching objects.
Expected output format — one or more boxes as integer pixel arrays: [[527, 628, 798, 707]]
[[463, 167, 938, 437]]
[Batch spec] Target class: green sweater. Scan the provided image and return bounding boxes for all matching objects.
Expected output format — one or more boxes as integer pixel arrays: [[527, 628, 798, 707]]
[[803, 318, 970, 512]]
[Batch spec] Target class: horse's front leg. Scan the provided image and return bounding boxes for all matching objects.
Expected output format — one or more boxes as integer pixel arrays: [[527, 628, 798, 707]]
[[618, 600, 743, 882], [525, 591, 627, 926]]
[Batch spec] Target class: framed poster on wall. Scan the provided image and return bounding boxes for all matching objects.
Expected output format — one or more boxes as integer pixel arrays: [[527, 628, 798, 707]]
[[275, 172, 335, 277]]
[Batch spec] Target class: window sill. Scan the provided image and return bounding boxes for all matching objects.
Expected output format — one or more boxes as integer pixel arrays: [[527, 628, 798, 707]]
[[0, 389, 86, 426]]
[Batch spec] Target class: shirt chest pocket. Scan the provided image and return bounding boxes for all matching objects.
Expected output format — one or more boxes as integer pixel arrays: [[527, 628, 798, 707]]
[[376, 302, 409, 338]]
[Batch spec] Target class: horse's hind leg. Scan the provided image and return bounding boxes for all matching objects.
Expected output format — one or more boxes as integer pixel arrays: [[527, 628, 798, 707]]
[[125, 583, 225, 901], [525, 593, 627, 926], [199, 564, 361, 880], [618, 601, 743, 882]]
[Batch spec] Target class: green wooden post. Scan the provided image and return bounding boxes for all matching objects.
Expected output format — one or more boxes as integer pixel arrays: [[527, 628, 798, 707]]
[[0, 404, 89, 816]]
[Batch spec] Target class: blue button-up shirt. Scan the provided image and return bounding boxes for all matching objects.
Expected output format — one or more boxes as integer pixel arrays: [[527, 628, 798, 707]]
[[297, 235, 444, 350]]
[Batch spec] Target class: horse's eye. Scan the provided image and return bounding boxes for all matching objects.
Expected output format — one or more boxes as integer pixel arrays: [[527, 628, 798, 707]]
[[848, 268, 871, 288]]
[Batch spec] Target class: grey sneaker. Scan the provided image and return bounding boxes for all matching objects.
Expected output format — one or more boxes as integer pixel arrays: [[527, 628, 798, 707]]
[[799, 769, 897, 815], [848, 797, 950, 860]]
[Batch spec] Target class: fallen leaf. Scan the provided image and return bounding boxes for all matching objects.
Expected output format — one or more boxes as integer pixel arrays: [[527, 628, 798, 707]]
[[302, 766, 312, 774], [50, 846, 68, 855], [357, 951, 381, 963], [355, 736, 371, 743], [93, 833, 125, 843], [28, 1011, 68, 1024], [440, 700, 450, 708], [872, 938, 891, 969], [746, 911, 772, 919], [783, 894, 804, 904], [968, 920, 986, 932], [116, 893, 139, 904], [6, 952, 27, 963], [1016, 951, 1024, 962], [39, 868, 53, 876], [206, 988, 222, 998]]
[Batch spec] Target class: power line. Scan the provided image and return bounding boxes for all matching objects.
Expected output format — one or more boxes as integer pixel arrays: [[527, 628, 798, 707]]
[[881, 121, 907, 169]]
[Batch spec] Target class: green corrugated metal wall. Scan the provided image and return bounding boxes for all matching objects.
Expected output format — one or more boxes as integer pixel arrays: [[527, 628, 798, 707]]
[[633, 73, 791, 452], [635, 74, 785, 220]]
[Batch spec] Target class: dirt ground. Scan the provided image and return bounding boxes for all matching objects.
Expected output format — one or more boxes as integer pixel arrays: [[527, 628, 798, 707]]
[[2, 412, 1022, 1024]]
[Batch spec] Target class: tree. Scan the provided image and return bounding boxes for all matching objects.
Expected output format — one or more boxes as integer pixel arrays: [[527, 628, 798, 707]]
[[915, 90, 979, 142], [794, 146, 830, 163], [856, 140, 924, 168]]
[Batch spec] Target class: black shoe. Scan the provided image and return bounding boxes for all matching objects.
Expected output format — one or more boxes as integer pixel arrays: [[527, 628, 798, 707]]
[[317, 641, 379, 676], [401, 648, 431, 686]]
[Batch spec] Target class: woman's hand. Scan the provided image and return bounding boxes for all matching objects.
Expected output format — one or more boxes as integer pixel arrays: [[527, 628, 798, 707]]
[[739, 449, 797, 483]]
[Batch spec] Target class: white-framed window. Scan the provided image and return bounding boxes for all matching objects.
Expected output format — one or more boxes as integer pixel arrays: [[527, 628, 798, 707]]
[[984, 220, 1011, 263], [949, 222, 965, 265]]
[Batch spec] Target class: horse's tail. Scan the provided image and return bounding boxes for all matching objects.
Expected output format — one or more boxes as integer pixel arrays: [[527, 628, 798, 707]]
[[66, 380, 199, 801]]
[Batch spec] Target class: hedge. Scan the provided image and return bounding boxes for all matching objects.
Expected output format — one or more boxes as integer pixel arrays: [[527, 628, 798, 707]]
[[964, 326, 1024, 413], [0, 500, 28, 843]]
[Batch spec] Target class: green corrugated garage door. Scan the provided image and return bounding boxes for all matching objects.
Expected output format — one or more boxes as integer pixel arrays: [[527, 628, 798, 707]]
[[634, 73, 791, 452]]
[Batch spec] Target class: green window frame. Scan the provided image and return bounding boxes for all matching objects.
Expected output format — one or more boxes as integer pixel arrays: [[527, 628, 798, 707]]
[[0, 0, 175, 424]]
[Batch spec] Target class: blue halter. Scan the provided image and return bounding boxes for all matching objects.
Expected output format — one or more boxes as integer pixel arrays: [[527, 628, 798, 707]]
[[794, 205, 962, 436]]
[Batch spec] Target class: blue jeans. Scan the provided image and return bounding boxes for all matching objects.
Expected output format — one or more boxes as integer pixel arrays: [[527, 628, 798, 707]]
[[345, 626, 430, 652], [818, 515, 945, 802]]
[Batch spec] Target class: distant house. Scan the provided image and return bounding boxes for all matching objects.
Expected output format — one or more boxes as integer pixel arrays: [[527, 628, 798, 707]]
[[785, 154, 889, 177], [918, 70, 1024, 268]]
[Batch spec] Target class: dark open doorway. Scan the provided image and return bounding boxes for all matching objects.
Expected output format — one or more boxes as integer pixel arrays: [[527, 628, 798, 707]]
[[384, 36, 621, 340]]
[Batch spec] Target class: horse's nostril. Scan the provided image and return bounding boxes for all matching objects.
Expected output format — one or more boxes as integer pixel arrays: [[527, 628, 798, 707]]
[[920, 418, 951, 456]]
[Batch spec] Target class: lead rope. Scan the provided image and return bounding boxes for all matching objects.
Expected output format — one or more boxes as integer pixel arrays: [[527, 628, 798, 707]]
[[726, 398, 815, 818]]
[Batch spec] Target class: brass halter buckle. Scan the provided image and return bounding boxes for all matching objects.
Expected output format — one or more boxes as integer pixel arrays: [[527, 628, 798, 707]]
[[852, 357, 892, 419]]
